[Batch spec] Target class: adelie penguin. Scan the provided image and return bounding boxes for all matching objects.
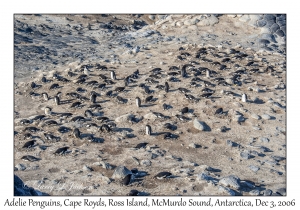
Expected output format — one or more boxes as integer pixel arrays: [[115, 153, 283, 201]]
[[164, 82, 169, 93], [110, 70, 116, 80], [135, 97, 141, 108], [42, 92, 49, 101], [145, 125, 152, 135], [90, 93, 96, 103], [242, 93, 247, 102], [73, 128, 81, 138], [54, 96, 60, 105]]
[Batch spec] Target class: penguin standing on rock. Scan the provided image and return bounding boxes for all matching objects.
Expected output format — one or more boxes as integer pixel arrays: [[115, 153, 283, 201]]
[[145, 125, 152, 135], [135, 97, 141, 108], [110, 71, 116, 80]]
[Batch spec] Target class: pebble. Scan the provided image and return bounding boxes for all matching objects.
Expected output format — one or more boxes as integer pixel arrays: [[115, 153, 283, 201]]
[[112, 166, 132, 180], [218, 186, 235, 196], [263, 189, 273, 196], [115, 114, 135, 123], [248, 165, 260, 172], [276, 188, 286, 196], [226, 140, 233, 147], [260, 137, 270, 143], [253, 126, 261, 130], [15, 164, 26, 171], [149, 15, 155, 20], [189, 143, 197, 148], [234, 114, 245, 122], [251, 113, 261, 120], [141, 159, 151, 166], [193, 119, 210, 131], [219, 175, 241, 190], [240, 151, 251, 159], [249, 189, 260, 195], [261, 114, 271, 120]]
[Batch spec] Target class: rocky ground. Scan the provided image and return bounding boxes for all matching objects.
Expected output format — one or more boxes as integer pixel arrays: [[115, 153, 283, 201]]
[[14, 14, 286, 196]]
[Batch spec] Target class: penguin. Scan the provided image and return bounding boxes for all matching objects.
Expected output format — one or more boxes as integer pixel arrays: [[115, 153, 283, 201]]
[[54, 96, 60, 105], [153, 172, 172, 179], [145, 95, 153, 103], [42, 92, 49, 101], [41, 76, 47, 83], [127, 189, 139, 196], [121, 174, 132, 186], [84, 110, 93, 118], [135, 97, 141, 108], [44, 107, 52, 116], [181, 66, 186, 77], [30, 82, 37, 89], [164, 82, 169, 93], [134, 142, 148, 149], [22, 140, 36, 148], [206, 69, 210, 78], [110, 70, 116, 80], [90, 93, 96, 103], [215, 107, 223, 115], [53, 146, 69, 155], [73, 128, 80, 138], [242, 93, 247, 102], [21, 155, 40, 162], [162, 103, 168, 110], [83, 67, 90, 76], [145, 125, 151, 135], [181, 107, 189, 114]]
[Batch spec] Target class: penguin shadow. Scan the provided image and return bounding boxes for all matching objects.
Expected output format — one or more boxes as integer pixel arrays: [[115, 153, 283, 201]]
[[59, 99, 75, 104], [141, 104, 155, 108], [91, 137, 104, 143], [93, 111, 104, 117], [114, 127, 134, 132], [250, 98, 265, 104], [150, 132, 167, 136], [99, 100, 110, 103], [206, 167, 222, 173], [168, 89, 177, 93]]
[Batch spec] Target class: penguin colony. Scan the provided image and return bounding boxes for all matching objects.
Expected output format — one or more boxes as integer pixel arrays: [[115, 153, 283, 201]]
[[14, 45, 286, 196]]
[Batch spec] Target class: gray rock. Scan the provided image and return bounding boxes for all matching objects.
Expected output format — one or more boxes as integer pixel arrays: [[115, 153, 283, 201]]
[[261, 114, 271, 120], [193, 119, 210, 131], [148, 15, 155, 20], [83, 165, 93, 171], [248, 165, 260, 172], [218, 186, 235, 196], [240, 151, 251, 159], [264, 160, 278, 166], [141, 159, 151, 167], [253, 126, 261, 130], [189, 143, 197, 148], [219, 175, 241, 190], [263, 189, 273, 196], [251, 113, 261, 120], [276, 188, 286, 196], [227, 140, 233, 147], [14, 175, 47, 196], [112, 166, 132, 180], [234, 114, 245, 122], [260, 137, 270, 143], [15, 164, 26, 171], [115, 114, 135, 123], [249, 189, 260, 195]]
